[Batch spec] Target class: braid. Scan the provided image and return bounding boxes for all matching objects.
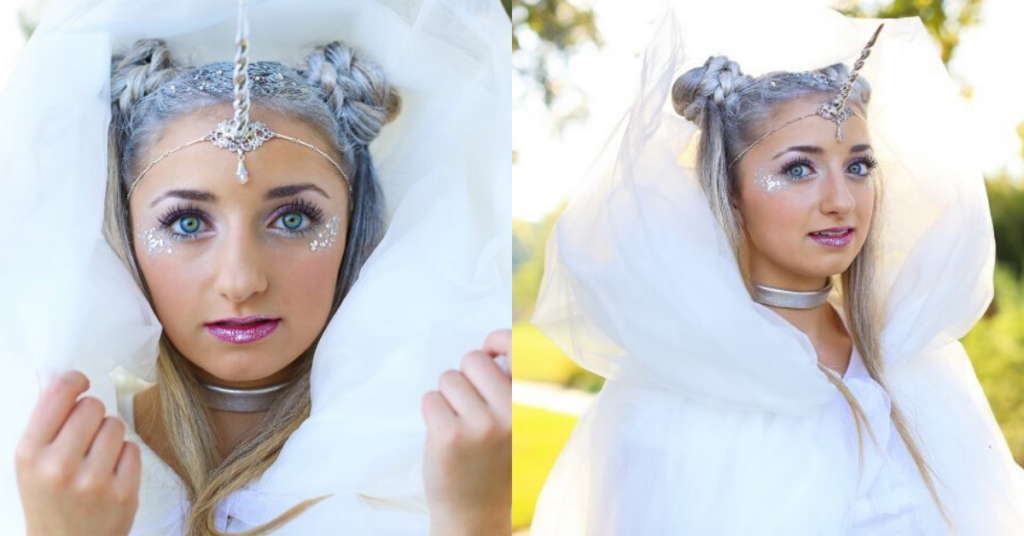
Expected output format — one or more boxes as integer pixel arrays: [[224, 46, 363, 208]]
[[671, 56, 751, 124], [110, 39, 180, 114], [301, 41, 401, 149]]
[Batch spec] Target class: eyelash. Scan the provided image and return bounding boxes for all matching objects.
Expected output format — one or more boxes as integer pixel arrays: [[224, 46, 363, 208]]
[[157, 199, 326, 242], [778, 155, 878, 180]]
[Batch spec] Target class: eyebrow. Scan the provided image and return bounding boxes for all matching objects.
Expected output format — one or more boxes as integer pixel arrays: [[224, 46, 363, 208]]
[[149, 189, 217, 208], [265, 183, 331, 200], [772, 144, 873, 160], [149, 182, 331, 208]]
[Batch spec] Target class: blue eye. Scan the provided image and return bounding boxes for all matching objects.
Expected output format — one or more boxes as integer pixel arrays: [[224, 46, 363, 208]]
[[270, 199, 325, 238], [158, 205, 209, 242], [782, 160, 815, 180], [847, 157, 878, 179], [177, 216, 201, 234], [277, 211, 307, 231]]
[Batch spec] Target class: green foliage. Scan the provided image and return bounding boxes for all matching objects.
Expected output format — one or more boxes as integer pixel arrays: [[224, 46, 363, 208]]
[[987, 175, 1024, 276], [836, 0, 986, 65], [963, 266, 1024, 464], [511, 0, 601, 112]]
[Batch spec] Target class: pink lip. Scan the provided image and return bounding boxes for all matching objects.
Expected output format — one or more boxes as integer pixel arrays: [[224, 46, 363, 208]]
[[808, 227, 854, 247], [205, 317, 281, 344]]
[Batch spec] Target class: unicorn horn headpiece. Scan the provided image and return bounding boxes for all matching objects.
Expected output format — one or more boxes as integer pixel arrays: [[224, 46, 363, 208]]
[[126, 0, 350, 200]]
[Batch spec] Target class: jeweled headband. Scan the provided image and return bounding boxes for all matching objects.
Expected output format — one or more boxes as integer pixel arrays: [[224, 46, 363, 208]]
[[125, 0, 351, 201], [728, 24, 884, 169]]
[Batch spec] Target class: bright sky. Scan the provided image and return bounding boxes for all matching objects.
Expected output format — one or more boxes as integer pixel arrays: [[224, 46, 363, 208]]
[[512, 0, 1024, 221]]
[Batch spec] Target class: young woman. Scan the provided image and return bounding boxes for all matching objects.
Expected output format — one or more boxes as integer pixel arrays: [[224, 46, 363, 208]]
[[530, 4, 1024, 535], [0, 0, 511, 534]]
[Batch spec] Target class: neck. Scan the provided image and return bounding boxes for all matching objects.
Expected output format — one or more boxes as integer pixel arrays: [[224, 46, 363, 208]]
[[197, 379, 287, 458], [748, 262, 836, 341], [764, 300, 836, 342], [208, 406, 270, 459]]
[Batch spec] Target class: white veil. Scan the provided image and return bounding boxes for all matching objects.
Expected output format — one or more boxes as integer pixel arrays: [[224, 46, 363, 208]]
[[531, 1, 1024, 534], [0, 0, 510, 533]]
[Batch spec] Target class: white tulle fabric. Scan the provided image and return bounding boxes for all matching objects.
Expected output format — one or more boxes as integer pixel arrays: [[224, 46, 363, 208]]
[[0, 0, 510, 534], [530, 2, 1024, 535]]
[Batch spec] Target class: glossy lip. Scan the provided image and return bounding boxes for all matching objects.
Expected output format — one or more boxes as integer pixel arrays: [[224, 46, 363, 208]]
[[206, 315, 277, 326], [205, 316, 281, 344], [808, 226, 855, 247]]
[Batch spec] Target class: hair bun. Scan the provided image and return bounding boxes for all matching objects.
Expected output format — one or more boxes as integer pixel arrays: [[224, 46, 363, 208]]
[[302, 41, 401, 147], [671, 56, 750, 123], [110, 39, 180, 114]]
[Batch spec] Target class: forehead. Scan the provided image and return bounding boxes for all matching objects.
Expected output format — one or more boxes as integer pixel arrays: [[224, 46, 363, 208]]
[[745, 96, 871, 158], [130, 104, 348, 208]]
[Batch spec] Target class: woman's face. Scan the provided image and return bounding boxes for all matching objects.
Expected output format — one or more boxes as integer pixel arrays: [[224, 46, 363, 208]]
[[129, 104, 351, 388], [734, 96, 876, 290]]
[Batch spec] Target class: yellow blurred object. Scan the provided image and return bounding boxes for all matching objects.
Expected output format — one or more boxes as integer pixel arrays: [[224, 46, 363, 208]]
[[511, 403, 578, 530]]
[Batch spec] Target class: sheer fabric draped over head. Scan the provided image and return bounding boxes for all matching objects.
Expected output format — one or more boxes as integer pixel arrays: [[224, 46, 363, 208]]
[[531, 2, 1024, 534], [0, 0, 510, 533]]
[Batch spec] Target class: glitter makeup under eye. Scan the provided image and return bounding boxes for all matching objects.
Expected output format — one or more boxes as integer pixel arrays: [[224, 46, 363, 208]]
[[139, 226, 174, 255], [309, 214, 342, 252], [754, 167, 790, 194]]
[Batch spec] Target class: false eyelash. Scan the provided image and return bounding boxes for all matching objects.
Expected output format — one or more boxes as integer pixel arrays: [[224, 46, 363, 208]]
[[850, 155, 879, 171], [156, 203, 210, 242], [779, 156, 817, 178], [272, 197, 325, 227], [158, 203, 208, 228]]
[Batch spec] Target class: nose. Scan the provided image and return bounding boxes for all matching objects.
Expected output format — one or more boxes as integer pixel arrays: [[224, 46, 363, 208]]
[[213, 225, 268, 303], [819, 165, 855, 216]]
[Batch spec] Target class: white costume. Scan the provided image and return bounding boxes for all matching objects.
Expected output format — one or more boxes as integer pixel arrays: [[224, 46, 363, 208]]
[[530, 2, 1024, 535], [0, 0, 510, 534]]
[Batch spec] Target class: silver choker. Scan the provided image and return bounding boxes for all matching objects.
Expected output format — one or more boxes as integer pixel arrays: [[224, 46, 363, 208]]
[[199, 381, 288, 412], [752, 279, 833, 310]]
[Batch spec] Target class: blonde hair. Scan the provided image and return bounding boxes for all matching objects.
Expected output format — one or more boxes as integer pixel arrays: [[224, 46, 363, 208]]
[[103, 38, 398, 534], [672, 56, 950, 525]]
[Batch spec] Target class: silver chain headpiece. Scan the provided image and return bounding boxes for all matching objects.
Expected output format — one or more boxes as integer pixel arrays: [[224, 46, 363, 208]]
[[126, 0, 351, 201], [728, 24, 884, 169]]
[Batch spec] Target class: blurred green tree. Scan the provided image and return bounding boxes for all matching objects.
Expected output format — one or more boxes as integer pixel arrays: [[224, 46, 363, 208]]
[[837, 0, 986, 65]]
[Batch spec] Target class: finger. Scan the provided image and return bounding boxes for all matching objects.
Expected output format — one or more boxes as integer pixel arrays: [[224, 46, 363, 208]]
[[20, 371, 90, 449], [482, 330, 511, 358], [460, 351, 512, 418], [51, 397, 106, 460], [421, 390, 457, 432], [83, 417, 127, 476], [114, 441, 141, 491], [436, 370, 489, 422]]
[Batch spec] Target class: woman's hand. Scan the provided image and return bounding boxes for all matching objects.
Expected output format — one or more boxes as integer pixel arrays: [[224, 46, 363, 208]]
[[422, 330, 512, 536], [15, 371, 142, 536]]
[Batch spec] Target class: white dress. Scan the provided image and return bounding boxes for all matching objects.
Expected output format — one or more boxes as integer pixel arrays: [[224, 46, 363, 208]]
[[832, 322, 948, 534], [114, 378, 429, 535], [531, 307, 949, 535]]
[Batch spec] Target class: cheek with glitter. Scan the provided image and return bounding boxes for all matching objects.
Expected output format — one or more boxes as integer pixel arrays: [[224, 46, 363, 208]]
[[309, 214, 342, 252], [753, 168, 790, 195], [139, 227, 174, 256]]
